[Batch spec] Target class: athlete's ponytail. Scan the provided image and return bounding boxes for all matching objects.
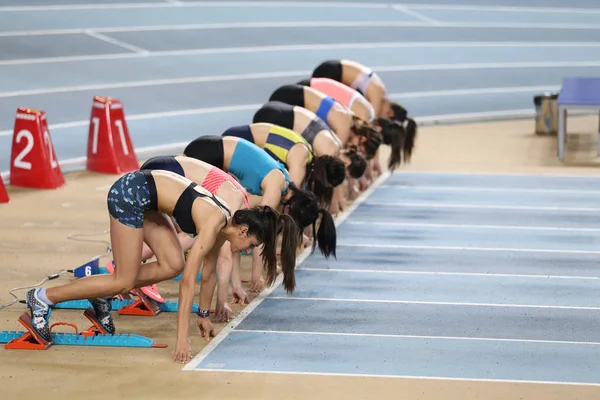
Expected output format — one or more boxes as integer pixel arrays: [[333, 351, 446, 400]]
[[285, 183, 338, 259], [277, 213, 300, 293], [377, 117, 406, 171], [389, 102, 418, 162]]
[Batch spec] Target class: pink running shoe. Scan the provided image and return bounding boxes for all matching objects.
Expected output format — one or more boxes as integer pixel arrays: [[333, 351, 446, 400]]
[[104, 261, 165, 304]]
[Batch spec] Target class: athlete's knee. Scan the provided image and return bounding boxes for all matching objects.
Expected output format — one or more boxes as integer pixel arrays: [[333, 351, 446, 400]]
[[158, 252, 185, 279], [110, 274, 137, 294]]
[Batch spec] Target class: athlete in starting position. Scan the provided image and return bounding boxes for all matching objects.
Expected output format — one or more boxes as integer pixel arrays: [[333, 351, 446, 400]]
[[25, 169, 298, 363]]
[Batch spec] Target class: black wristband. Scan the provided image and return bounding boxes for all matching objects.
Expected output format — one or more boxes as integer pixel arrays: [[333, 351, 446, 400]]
[[196, 309, 210, 318]]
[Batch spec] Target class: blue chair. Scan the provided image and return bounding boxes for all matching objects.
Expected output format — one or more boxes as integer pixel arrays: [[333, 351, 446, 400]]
[[557, 77, 600, 161]]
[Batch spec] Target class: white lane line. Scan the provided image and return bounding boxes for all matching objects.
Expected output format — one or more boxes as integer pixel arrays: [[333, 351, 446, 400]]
[[362, 201, 600, 212], [1, 1, 600, 14], [5, 20, 600, 37], [266, 297, 600, 312], [83, 30, 149, 54], [296, 268, 600, 280], [336, 244, 600, 254], [181, 170, 393, 371], [0, 79, 559, 103], [1, 41, 600, 66], [188, 368, 600, 387], [0, 1, 389, 12], [392, 5, 441, 24], [343, 221, 600, 232], [234, 329, 600, 347], [378, 185, 600, 194]]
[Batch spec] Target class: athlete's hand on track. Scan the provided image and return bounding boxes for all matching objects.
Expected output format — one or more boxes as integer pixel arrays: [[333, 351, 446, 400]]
[[197, 317, 215, 341], [213, 301, 233, 323], [232, 286, 249, 306], [173, 338, 192, 364], [249, 276, 265, 293]]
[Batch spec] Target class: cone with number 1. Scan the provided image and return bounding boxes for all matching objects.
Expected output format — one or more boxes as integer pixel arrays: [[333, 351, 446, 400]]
[[86, 96, 139, 174]]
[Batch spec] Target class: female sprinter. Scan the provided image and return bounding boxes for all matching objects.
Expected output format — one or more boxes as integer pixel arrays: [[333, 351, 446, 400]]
[[311, 59, 418, 164], [268, 84, 382, 160], [252, 101, 368, 211], [183, 135, 337, 293], [138, 155, 251, 322], [25, 169, 297, 363], [298, 77, 407, 172], [222, 122, 346, 209]]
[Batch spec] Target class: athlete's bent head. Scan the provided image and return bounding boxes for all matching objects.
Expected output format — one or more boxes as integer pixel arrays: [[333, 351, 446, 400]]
[[231, 205, 299, 293], [350, 116, 383, 160], [341, 145, 367, 179], [304, 155, 346, 209]]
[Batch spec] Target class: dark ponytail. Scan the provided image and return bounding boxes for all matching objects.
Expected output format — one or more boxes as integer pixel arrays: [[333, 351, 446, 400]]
[[313, 209, 337, 259], [377, 117, 406, 171], [389, 101, 418, 162], [277, 213, 300, 293], [402, 118, 417, 162], [303, 155, 346, 209], [343, 144, 367, 179], [350, 116, 382, 160], [284, 183, 338, 259], [231, 205, 300, 293]]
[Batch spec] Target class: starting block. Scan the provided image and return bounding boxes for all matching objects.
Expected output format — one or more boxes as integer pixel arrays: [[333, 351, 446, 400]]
[[1, 309, 167, 350]]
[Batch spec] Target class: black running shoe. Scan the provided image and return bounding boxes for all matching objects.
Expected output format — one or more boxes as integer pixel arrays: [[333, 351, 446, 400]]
[[26, 288, 53, 343], [90, 297, 116, 334]]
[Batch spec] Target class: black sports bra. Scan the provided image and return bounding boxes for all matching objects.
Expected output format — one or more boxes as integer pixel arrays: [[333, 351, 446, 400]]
[[172, 182, 231, 235]]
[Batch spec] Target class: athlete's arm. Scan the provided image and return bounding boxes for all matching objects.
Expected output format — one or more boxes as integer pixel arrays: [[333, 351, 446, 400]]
[[173, 213, 222, 363]]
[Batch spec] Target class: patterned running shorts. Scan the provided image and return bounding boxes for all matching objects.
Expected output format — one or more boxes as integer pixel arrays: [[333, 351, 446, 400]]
[[107, 171, 157, 229]]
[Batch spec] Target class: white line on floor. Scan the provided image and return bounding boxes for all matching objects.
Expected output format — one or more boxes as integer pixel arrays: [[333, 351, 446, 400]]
[[377, 185, 600, 194], [1, 41, 600, 66], [188, 368, 600, 387], [83, 30, 149, 54], [266, 297, 600, 311], [391, 5, 441, 24], [343, 221, 600, 232], [5, 20, 600, 37], [234, 329, 600, 346], [336, 243, 600, 254], [362, 201, 600, 212], [2, 1, 600, 15], [296, 268, 600, 280]]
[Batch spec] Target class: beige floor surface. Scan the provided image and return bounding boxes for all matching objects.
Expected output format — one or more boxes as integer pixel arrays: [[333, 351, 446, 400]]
[[1, 116, 599, 400]]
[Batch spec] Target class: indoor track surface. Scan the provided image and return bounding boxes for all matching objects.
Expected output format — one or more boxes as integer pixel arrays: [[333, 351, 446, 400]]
[[2, 0, 600, 393], [186, 170, 600, 385], [4, 0, 600, 175]]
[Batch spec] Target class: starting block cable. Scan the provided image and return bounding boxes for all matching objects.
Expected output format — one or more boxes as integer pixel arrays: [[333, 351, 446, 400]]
[[0, 229, 111, 311]]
